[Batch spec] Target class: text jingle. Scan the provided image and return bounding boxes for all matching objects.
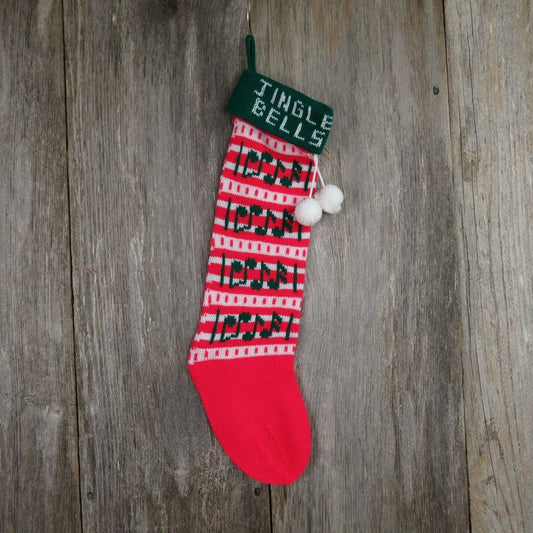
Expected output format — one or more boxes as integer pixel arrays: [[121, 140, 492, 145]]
[[252, 78, 333, 149]]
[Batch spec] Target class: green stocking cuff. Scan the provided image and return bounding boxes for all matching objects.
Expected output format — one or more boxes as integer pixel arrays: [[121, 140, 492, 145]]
[[227, 35, 334, 155]]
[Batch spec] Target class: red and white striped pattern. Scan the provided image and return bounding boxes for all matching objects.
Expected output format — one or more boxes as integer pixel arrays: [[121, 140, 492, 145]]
[[188, 118, 316, 365]]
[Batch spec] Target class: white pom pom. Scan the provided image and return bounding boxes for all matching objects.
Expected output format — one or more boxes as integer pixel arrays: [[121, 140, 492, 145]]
[[315, 184, 344, 214], [294, 198, 322, 226]]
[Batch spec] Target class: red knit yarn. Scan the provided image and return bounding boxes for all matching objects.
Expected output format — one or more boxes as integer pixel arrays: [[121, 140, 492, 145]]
[[188, 118, 315, 484]]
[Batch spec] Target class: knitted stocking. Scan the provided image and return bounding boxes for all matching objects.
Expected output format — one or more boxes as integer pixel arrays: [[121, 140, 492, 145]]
[[188, 36, 337, 484]]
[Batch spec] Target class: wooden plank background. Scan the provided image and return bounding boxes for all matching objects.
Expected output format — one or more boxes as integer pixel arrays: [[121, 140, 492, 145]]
[[0, 0, 531, 531], [0, 1, 80, 531], [445, 2, 533, 530]]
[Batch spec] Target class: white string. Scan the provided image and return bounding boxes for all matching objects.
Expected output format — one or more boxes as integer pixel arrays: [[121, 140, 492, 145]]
[[308, 154, 325, 198], [316, 166, 326, 188]]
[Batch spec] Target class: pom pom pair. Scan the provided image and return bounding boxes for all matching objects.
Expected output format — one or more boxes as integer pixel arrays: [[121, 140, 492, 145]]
[[294, 184, 344, 226]]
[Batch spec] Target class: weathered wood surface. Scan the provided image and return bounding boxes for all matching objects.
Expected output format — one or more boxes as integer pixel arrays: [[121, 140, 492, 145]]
[[260, 1, 469, 531], [63, 0, 270, 531], [1, 0, 533, 531], [445, 2, 533, 531], [0, 1, 80, 531]]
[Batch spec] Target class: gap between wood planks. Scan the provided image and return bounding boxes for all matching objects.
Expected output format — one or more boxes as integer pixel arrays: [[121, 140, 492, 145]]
[[440, 1, 473, 531], [60, 0, 84, 530]]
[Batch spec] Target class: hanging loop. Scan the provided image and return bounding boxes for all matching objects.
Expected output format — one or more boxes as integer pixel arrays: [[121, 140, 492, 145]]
[[246, 34, 256, 71], [245, 1, 255, 71]]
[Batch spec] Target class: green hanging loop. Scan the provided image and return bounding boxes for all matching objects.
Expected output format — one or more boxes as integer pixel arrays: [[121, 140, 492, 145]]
[[246, 34, 256, 72]]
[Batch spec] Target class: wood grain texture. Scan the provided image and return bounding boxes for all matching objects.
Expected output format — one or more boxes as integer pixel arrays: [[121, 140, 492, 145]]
[[0, 1, 80, 531], [2, 0, 532, 530], [63, 0, 270, 530], [444, 1, 533, 531], [256, 1, 469, 531]]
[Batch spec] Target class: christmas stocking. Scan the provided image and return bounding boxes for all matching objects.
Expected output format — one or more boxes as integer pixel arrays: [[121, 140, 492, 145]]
[[188, 35, 341, 484]]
